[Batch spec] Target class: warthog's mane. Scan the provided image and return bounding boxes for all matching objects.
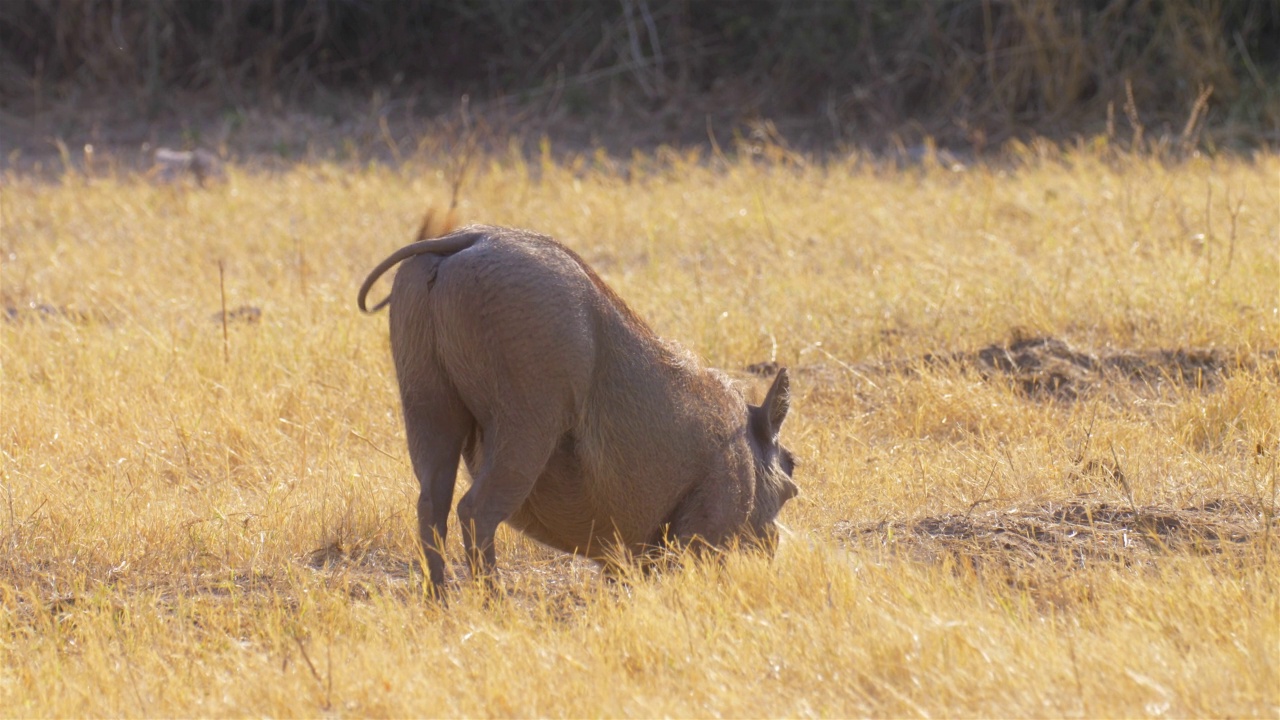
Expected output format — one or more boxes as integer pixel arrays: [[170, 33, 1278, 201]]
[[537, 234, 706, 376], [542, 236, 659, 341]]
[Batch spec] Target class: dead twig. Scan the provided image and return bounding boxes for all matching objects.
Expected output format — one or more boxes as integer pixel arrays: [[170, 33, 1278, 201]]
[[218, 260, 229, 364]]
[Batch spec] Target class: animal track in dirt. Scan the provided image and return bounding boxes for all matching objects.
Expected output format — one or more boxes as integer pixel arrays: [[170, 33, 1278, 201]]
[[753, 335, 1276, 402], [835, 495, 1276, 570]]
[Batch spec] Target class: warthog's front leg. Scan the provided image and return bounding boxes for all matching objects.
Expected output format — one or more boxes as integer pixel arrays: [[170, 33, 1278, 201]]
[[455, 419, 558, 586]]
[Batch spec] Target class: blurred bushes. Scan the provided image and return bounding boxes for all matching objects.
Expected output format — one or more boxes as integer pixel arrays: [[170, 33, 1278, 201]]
[[1, 0, 1276, 142]]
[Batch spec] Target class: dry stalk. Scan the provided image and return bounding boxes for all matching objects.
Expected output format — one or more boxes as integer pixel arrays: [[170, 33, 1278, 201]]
[[218, 259, 229, 364], [1178, 84, 1214, 154], [1204, 180, 1214, 286], [1110, 442, 1135, 514], [294, 229, 307, 298], [293, 635, 332, 711], [1123, 79, 1144, 153], [1222, 188, 1243, 281], [379, 114, 403, 166]]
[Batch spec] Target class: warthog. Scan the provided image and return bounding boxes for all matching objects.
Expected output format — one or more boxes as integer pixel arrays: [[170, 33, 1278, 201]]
[[151, 148, 223, 185], [358, 225, 797, 589]]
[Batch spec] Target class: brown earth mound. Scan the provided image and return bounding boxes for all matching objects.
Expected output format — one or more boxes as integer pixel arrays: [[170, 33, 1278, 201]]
[[925, 336, 1254, 401], [757, 336, 1276, 402], [836, 496, 1276, 570], [2, 301, 107, 325]]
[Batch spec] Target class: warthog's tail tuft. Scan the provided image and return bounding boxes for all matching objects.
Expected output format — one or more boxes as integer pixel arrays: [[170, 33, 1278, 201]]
[[416, 207, 459, 244]]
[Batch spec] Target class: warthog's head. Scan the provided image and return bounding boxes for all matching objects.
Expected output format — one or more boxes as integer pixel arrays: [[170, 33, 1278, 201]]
[[744, 369, 799, 554]]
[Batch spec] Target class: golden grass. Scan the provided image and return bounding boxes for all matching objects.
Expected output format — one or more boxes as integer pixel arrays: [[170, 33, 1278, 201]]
[[2, 144, 1277, 717]]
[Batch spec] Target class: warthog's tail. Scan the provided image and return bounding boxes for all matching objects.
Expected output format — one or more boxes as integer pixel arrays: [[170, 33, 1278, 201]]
[[357, 229, 487, 313]]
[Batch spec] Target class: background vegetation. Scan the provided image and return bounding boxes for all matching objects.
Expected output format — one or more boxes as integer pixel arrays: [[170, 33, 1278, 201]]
[[2, 0, 1278, 149]]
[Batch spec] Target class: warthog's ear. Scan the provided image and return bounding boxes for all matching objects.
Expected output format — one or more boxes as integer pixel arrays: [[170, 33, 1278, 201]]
[[752, 368, 791, 443]]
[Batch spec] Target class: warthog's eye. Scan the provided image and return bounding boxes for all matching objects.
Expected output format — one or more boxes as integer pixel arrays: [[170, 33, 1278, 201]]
[[779, 448, 797, 476]]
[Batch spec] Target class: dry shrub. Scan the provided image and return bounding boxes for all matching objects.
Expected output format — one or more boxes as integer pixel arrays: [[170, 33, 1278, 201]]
[[1, 1, 1275, 145]]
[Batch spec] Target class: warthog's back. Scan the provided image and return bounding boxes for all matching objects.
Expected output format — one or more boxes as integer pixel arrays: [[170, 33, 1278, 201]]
[[386, 227, 748, 557]]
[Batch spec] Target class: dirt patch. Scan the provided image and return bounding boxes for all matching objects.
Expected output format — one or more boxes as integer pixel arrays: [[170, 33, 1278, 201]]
[[924, 336, 1263, 401], [763, 335, 1275, 402], [835, 496, 1276, 570], [3, 301, 109, 325], [211, 305, 263, 325]]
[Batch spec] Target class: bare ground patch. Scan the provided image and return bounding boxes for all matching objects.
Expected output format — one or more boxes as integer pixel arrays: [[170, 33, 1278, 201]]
[[2, 300, 114, 325], [835, 495, 1277, 570], [923, 335, 1266, 401], [758, 335, 1277, 402]]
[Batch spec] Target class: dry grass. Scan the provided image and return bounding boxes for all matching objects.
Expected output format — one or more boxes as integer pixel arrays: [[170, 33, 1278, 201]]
[[1, 144, 1277, 717]]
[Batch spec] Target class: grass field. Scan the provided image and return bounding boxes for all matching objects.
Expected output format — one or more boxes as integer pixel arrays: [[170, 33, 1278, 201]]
[[2, 142, 1278, 717]]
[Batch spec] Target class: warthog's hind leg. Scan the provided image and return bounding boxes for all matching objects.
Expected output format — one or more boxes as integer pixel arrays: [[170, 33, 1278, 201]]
[[401, 387, 473, 595]]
